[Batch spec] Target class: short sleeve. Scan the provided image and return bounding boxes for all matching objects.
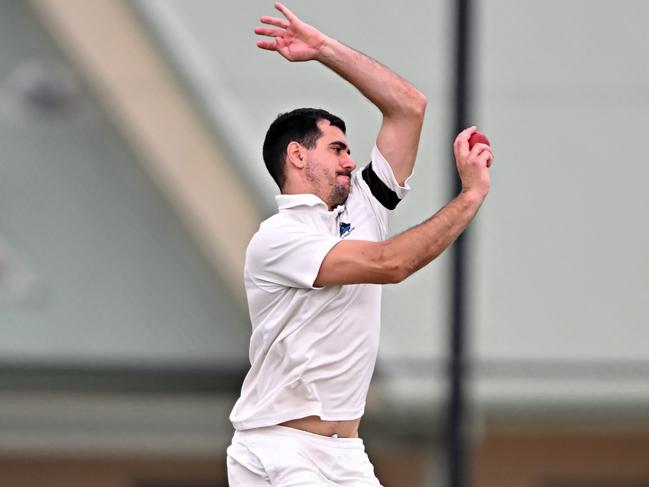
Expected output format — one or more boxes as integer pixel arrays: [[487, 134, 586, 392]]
[[245, 219, 341, 290], [360, 145, 412, 210]]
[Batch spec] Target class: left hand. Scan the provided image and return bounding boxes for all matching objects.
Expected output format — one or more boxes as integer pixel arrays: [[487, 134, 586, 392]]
[[453, 126, 493, 200], [254, 2, 326, 62]]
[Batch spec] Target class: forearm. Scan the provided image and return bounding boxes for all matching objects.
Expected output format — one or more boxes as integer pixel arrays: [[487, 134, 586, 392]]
[[382, 190, 485, 283], [314, 125, 492, 288], [316, 36, 426, 118]]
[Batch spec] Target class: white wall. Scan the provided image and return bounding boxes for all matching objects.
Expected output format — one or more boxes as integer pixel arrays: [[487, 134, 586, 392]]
[[475, 0, 649, 362]]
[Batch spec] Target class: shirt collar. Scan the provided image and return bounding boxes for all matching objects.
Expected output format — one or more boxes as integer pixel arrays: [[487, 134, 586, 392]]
[[276, 194, 345, 215]]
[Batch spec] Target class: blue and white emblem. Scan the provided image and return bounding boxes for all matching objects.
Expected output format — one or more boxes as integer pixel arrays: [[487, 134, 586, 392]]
[[339, 222, 353, 237]]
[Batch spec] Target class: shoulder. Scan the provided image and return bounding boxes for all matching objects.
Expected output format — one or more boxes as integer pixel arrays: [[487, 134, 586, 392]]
[[247, 212, 303, 252], [245, 210, 341, 290], [247, 210, 337, 262]]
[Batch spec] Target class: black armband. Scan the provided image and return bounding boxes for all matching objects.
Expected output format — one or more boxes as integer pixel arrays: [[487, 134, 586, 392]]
[[361, 162, 401, 210]]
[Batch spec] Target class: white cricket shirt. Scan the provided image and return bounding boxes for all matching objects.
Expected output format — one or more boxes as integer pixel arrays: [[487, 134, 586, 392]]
[[230, 145, 411, 430]]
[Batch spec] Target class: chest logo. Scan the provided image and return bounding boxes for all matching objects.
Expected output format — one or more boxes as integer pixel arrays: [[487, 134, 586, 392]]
[[339, 222, 355, 238]]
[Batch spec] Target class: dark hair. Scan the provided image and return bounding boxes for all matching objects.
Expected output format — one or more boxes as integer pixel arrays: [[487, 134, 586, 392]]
[[262, 108, 346, 189]]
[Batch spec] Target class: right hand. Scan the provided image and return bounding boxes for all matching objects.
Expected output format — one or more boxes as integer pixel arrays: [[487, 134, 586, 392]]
[[453, 126, 493, 199], [255, 3, 327, 62]]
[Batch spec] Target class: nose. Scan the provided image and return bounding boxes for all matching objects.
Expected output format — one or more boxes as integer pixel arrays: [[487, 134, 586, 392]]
[[342, 153, 356, 172]]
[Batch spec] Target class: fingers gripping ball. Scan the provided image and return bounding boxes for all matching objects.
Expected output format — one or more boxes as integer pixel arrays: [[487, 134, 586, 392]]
[[468, 131, 490, 150]]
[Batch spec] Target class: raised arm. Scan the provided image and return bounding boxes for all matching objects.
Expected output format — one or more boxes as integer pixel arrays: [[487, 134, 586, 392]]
[[255, 2, 426, 185], [314, 127, 493, 287]]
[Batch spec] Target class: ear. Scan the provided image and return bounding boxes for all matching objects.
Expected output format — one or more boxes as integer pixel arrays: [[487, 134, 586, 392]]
[[286, 141, 305, 169]]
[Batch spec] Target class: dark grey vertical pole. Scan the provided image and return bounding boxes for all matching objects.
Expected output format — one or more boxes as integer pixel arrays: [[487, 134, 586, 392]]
[[448, 0, 473, 487]]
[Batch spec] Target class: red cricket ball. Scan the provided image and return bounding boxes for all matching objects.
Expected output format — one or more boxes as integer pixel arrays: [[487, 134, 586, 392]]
[[469, 131, 490, 150]]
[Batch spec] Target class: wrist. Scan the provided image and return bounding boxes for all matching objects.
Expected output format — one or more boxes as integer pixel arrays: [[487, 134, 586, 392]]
[[314, 35, 340, 63], [457, 188, 487, 209]]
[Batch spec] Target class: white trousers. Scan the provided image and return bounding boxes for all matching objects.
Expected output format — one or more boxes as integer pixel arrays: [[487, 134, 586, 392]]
[[227, 425, 383, 486]]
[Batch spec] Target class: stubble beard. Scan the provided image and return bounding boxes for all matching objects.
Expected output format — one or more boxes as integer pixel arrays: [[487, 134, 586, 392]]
[[305, 162, 350, 208], [329, 181, 350, 208]]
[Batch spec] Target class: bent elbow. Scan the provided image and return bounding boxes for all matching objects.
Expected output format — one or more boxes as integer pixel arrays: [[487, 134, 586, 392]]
[[394, 85, 427, 119], [386, 269, 407, 284], [372, 242, 413, 284], [404, 88, 427, 120], [380, 255, 410, 284], [413, 91, 427, 117]]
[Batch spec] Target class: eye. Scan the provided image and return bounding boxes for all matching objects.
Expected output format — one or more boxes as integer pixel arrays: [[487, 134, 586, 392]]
[[331, 144, 349, 155]]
